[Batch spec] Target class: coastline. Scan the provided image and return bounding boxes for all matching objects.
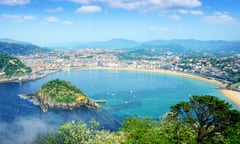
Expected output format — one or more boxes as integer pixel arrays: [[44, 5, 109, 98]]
[[2, 66, 239, 108], [19, 93, 101, 112], [220, 89, 240, 107], [82, 67, 240, 107], [86, 67, 225, 87], [0, 70, 58, 84]]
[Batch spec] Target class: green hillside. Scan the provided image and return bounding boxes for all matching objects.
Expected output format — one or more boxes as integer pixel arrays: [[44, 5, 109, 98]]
[[38, 79, 87, 103], [0, 53, 32, 78], [0, 40, 51, 55]]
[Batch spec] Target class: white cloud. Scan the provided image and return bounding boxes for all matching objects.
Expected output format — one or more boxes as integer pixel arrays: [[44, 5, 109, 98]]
[[190, 10, 203, 15], [178, 9, 189, 14], [0, 117, 53, 144], [61, 20, 73, 25], [76, 5, 102, 14], [0, 0, 30, 5], [0, 14, 36, 22], [43, 16, 73, 25], [177, 9, 203, 15], [70, 0, 202, 12], [204, 12, 235, 24], [45, 16, 59, 22], [45, 7, 64, 13]]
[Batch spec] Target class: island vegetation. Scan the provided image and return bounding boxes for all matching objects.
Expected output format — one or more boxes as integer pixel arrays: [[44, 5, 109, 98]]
[[38, 79, 87, 103], [33, 95, 240, 144], [0, 53, 32, 78], [21, 79, 101, 112]]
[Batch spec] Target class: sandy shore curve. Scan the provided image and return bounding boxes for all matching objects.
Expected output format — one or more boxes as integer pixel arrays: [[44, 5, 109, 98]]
[[84, 67, 240, 108]]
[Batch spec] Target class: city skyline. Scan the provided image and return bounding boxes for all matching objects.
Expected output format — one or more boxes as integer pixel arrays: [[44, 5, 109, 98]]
[[0, 0, 240, 46]]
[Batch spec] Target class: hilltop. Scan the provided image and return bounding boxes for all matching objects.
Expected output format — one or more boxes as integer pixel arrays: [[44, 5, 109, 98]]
[[21, 79, 100, 112], [0, 39, 52, 55], [0, 53, 32, 79], [49, 38, 240, 55], [38, 79, 87, 103]]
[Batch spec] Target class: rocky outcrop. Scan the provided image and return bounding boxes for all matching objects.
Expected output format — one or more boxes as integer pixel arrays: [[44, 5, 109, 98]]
[[19, 93, 100, 112]]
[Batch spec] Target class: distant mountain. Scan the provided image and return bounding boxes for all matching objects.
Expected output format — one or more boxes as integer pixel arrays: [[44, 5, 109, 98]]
[[0, 39, 52, 55], [144, 39, 240, 51], [78, 38, 140, 49], [0, 38, 30, 45], [1, 38, 239, 56], [51, 39, 140, 50], [51, 39, 240, 54], [0, 53, 32, 78], [136, 39, 240, 56]]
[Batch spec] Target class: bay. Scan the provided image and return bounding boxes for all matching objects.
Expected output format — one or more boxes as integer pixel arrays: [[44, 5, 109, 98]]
[[0, 69, 233, 143]]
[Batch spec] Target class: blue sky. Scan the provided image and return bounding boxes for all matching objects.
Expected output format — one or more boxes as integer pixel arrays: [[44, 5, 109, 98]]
[[0, 0, 240, 46]]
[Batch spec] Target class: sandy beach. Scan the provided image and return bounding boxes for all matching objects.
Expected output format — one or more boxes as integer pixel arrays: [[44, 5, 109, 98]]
[[221, 89, 240, 107], [86, 67, 240, 107], [89, 67, 225, 86]]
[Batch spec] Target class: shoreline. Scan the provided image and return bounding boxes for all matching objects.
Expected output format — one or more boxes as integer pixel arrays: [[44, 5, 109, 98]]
[[220, 89, 240, 107], [81, 67, 240, 107], [2, 66, 239, 108], [83, 67, 225, 87], [19, 93, 101, 112], [0, 70, 59, 84]]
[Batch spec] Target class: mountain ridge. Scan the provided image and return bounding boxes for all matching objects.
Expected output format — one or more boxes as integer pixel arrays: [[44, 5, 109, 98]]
[[0, 39, 52, 55]]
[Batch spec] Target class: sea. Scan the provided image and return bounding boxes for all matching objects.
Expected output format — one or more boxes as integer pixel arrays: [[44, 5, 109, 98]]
[[0, 69, 236, 143]]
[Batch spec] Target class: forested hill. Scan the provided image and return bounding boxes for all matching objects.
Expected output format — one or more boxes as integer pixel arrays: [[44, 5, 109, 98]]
[[0, 39, 51, 55], [38, 79, 87, 103], [0, 53, 32, 78]]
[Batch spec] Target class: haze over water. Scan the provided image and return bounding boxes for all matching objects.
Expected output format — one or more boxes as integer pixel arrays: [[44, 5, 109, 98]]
[[0, 69, 234, 143]]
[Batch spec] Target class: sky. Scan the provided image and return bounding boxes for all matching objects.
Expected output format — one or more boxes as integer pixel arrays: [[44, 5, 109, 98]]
[[0, 0, 240, 46]]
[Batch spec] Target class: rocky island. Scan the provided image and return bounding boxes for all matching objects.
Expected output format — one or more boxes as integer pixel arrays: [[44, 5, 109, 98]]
[[20, 79, 105, 112]]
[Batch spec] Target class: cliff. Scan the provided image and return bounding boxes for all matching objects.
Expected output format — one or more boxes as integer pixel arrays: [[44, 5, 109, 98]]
[[20, 79, 103, 112]]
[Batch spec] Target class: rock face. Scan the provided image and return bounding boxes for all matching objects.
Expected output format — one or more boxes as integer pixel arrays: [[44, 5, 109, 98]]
[[19, 79, 101, 112], [20, 93, 99, 112]]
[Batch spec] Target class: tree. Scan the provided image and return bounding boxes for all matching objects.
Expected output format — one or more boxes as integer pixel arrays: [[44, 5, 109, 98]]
[[33, 119, 124, 144], [121, 117, 162, 144], [159, 112, 196, 144], [223, 122, 240, 144], [120, 115, 196, 144], [170, 95, 240, 144]]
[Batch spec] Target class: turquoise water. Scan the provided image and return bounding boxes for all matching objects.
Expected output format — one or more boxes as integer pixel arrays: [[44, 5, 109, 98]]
[[69, 69, 230, 118], [0, 69, 236, 143]]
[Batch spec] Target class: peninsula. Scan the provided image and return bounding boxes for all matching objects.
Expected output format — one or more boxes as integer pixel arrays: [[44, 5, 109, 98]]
[[20, 79, 104, 112], [0, 53, 32, 80]]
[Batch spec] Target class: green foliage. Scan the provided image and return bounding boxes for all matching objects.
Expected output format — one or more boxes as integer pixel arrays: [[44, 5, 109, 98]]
[[171, 95, 240, 144], [223, 122, 240, 144], [33, 120, 124, 144], [121, 117, 162, 144], [120, 114, 196, 144], [39, 79, 85, 103], [159, 112, 196, 144], [32, 95, 240, 144], [0, 53, 32, 78], [0, 41, 51, 55]]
